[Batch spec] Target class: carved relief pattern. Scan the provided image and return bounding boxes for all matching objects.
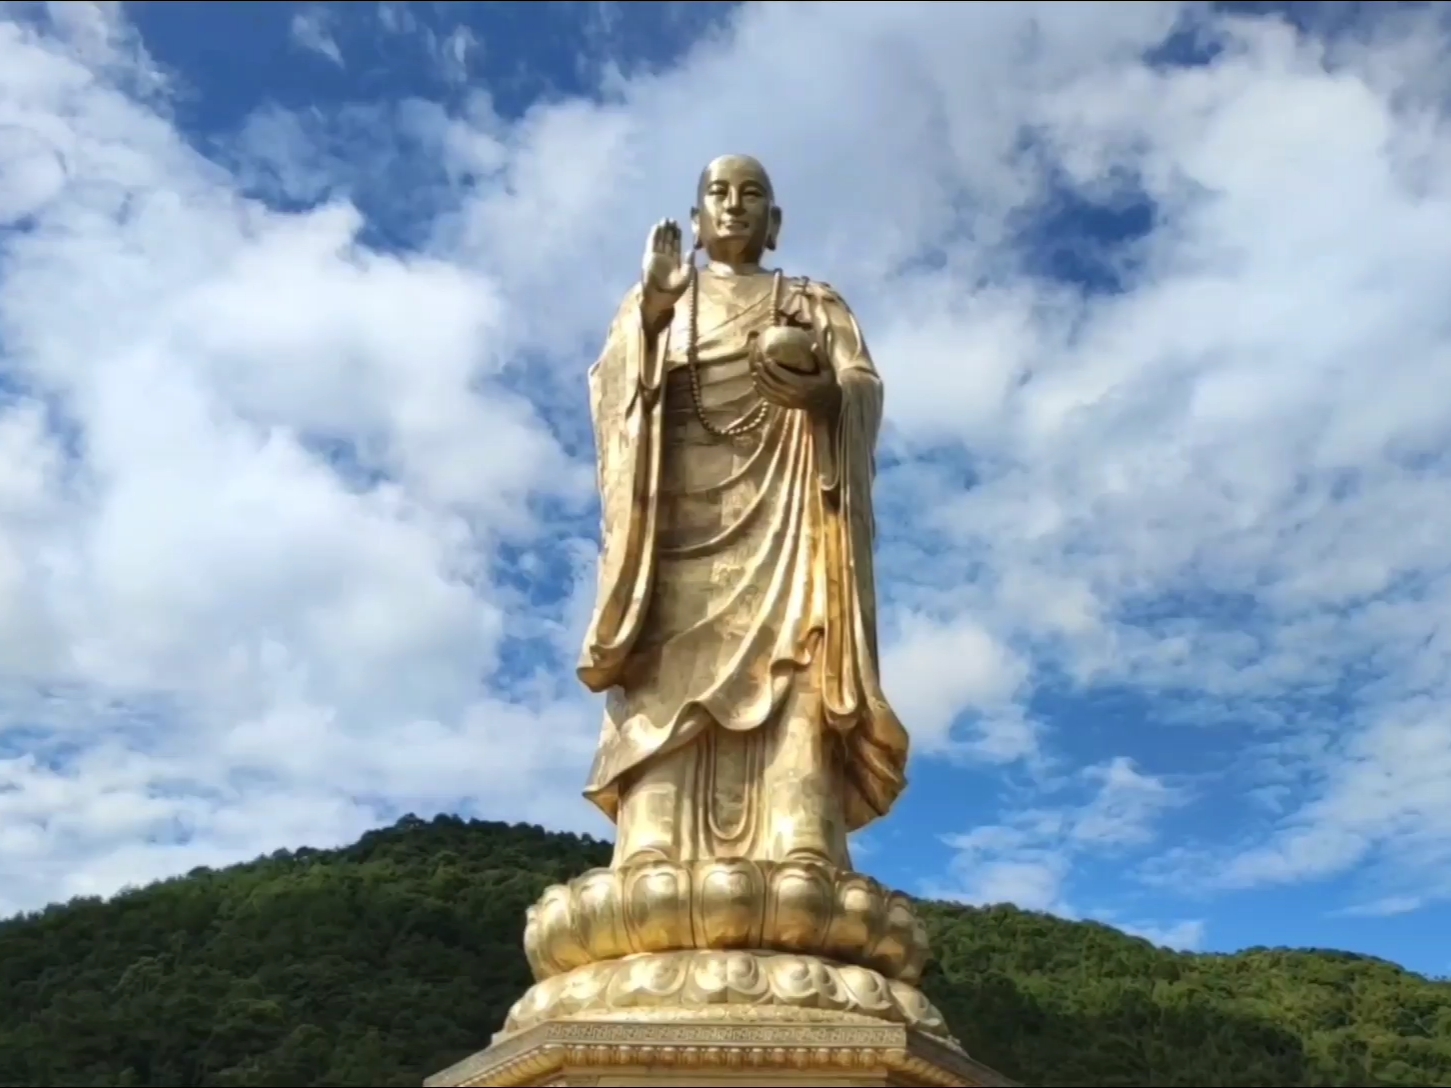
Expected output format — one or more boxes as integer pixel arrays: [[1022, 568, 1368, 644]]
[[503, 948, 949, 1039], [425, 1019, 1005, 1087]]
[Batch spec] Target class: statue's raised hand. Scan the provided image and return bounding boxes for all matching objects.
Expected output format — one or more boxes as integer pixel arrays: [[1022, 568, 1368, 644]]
[[640, 219, 692, 328]]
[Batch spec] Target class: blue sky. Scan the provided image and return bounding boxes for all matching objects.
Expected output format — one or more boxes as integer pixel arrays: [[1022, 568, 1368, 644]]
[[1, 0, 1449, 978]]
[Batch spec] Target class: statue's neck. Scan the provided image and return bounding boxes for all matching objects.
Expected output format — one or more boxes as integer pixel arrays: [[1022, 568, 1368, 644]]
[[705, 258, 767, 277]]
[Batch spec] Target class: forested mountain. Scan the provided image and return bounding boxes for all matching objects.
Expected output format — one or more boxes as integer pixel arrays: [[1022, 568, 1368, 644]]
[[0, 815, 1446, 1087]]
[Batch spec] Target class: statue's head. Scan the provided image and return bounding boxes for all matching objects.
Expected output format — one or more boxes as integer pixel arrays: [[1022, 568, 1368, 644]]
[[692, 154, 781, 263]]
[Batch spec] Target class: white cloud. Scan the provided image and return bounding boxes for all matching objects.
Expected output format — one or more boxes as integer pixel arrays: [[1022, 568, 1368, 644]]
[[0, 4, 598, 917], [1119, 917, 1206, 952], [2, 0, 1451, 937], [881, 614, 1035, 759], [1206, 699, 1451, 900], [437, 26, 479, 87], [1072, 757, 1183, 849], [373, 4, 480, 87], [289, 6, 343, 67], [1338, 894, 1424, 919], [927, 757, 1187, 922]]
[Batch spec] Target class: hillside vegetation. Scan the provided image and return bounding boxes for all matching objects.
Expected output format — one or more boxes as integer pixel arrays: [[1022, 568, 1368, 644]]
[[0, 815, 1446, 1087]]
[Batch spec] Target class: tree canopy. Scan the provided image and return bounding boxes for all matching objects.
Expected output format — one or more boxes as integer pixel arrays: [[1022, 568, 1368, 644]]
[[0, 814, 1445, 1086]]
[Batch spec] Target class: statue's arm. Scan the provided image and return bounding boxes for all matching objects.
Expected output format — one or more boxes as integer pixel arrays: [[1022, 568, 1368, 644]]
[[808, 280, 884, 424], [804, 280, 880, 386], [588, 285, 648, 516], [579, 284, 658, 689], [589, 283, 646, 386], [801, 281, 884, 500]]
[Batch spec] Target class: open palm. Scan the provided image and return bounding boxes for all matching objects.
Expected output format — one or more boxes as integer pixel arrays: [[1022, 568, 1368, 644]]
[[641, 218, 693, 300]]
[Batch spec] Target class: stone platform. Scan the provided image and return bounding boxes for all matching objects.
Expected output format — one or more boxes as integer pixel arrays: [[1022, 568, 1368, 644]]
[[423, 1015, 1013, 1086]]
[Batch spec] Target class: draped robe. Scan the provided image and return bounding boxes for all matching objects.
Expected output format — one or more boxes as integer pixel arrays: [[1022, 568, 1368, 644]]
[[578, 267, 908, 869]]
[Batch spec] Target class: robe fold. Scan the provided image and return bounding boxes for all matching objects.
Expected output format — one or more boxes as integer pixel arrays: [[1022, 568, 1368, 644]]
[[578, 268, 908, 865]]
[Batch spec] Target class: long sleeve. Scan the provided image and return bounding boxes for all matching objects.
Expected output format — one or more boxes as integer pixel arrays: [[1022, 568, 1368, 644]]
[[578, 286, 664, 693], [807, 280, 909, 826]]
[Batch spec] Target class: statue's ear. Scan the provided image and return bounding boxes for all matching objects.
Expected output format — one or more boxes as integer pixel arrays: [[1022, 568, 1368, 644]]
[[690, 207, 703, 249], [765, 206, 782, 251]]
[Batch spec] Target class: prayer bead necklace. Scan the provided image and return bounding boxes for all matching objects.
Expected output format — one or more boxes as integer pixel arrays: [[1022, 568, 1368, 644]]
[[684, 266, 780, 439]]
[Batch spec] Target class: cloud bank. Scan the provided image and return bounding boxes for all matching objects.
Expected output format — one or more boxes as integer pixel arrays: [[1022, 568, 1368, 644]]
[[3, 1, 1451, 949]]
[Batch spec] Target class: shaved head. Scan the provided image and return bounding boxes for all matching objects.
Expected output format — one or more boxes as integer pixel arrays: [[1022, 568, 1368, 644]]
[[697, 154, 775, 203], [692, 153, 781, 260]]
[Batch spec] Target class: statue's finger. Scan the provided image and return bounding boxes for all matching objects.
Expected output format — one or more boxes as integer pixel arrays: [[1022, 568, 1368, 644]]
[[756, 376, 798, 409], [753, 357, 798, 402]]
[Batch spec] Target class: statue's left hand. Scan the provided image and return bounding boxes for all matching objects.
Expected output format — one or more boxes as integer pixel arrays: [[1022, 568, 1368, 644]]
[[752, 326, 837, 412]]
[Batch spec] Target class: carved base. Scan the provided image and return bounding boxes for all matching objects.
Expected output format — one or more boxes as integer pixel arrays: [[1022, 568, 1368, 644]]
[[423, 1017, 1016, 1087], [525, 860, 930, 985], [502, 949, 949, 1038], [425, 865, 1018, 1085]]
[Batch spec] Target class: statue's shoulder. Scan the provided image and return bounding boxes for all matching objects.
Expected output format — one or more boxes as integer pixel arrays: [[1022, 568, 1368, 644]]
[[793, 276, 849, 309]]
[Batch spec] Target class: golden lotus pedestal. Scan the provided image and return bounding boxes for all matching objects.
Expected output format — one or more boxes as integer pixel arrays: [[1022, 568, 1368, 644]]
[[425, 861, 1012, 1087]]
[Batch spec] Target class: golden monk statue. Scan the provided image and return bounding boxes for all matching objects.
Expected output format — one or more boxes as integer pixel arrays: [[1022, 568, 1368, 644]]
[[427, 155, 1007, 1088], [470, 157, 978, 1080], [578, 153, 910, 871]]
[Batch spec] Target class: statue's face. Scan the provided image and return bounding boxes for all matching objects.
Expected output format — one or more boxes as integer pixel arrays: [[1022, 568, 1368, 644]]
[[693, 156, 780, 262]]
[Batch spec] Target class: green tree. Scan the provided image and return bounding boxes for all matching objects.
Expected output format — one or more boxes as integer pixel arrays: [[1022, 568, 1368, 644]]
[[0, 816, 1445, 1087]]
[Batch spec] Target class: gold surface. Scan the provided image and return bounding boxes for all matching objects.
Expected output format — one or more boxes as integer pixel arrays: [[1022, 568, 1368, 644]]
[[524, 859, 929, 984], [502, 949, 949, 1039], [577, 153, 908, 870], [424, 1018, 1016, 1087], [423, 156, 1014, 1087]]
